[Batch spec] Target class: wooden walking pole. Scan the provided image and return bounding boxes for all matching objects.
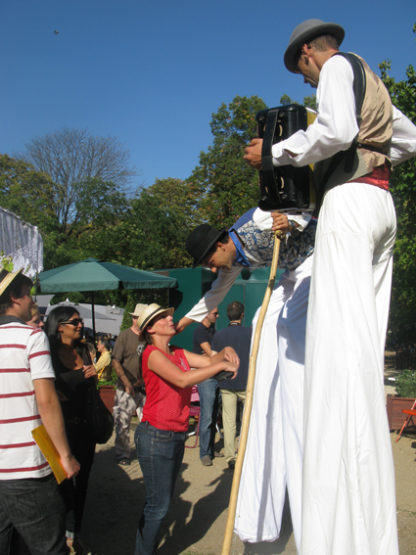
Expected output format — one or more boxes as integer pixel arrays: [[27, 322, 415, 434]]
[[221, 230, 284, 555]]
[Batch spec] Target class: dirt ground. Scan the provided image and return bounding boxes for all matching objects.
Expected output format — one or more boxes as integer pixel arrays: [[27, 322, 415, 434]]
[[81, 360, 416, 555]]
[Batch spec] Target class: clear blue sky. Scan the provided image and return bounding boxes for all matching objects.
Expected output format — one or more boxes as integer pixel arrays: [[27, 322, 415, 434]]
[[1, 0, 414, 190]]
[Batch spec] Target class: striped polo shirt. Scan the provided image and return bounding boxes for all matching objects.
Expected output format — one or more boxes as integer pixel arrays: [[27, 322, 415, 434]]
[[0, 315, 55, 480]]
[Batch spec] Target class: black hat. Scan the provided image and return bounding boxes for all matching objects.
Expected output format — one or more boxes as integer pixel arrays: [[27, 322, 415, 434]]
[[284, 18, 345, 73], [186, 224, 226, 267]]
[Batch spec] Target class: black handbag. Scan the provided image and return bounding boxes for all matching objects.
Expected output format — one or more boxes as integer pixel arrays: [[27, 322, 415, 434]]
[[82, 348, 114, 444], [85, 382, 114, 444]]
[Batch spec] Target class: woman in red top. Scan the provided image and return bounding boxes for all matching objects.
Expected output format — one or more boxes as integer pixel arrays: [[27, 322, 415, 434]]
[[134, 303, 239, 555]]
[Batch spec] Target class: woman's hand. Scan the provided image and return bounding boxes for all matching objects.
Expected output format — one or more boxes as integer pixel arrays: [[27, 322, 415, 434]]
[[83, 365, 97, 380], [222, 346, 240, 366], [221, 360, 239, 380]]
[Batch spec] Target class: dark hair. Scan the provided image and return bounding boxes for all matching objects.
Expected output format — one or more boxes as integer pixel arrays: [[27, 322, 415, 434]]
[[227, 301, 244, 321], [96, 334, 111, 351], [44, 306, 81, 347], [308, 34, 339, 51], [0, 270, 33, 315]]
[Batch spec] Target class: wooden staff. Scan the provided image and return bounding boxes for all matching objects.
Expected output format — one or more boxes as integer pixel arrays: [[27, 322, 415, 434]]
[[221, 230, 284, 555]]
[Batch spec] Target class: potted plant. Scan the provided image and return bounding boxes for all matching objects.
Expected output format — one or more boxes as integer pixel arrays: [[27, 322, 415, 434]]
[[386, 369, 416, 430], [98, 369, 117, 412]]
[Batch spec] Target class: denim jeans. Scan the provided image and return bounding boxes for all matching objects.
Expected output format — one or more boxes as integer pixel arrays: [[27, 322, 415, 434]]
[[197, 377, 219, 459], [134, 421, 185, 555], [0, 474, 67, 555]]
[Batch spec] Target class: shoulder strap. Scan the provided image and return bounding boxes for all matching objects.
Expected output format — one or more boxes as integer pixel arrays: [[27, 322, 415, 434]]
[[333, 52, 366, 126], [313, 53, 366, 214]]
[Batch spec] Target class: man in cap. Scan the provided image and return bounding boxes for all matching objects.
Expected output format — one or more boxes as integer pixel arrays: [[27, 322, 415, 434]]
[[177, 207, 315, 548], [112, 303, 146, 465], [244, 19, 416, 555], [0, 269, 80, 554]]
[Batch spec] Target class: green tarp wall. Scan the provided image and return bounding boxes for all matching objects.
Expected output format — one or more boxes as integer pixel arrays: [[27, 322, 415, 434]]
[[164, 266, 284, 351]]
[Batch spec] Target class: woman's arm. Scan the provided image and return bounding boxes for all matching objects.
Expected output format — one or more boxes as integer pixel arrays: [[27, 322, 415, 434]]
[[147, 349, 238, 389]]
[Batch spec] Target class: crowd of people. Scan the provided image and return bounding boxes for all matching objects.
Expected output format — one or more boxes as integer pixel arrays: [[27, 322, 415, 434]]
[[1, 15, 416, 555], [0, 268, 250, 555]]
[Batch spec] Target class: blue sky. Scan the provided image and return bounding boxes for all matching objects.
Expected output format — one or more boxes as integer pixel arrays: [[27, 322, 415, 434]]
[[1, 0, 414, 191]]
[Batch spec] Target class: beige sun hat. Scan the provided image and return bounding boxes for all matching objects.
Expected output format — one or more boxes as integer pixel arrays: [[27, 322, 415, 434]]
[[136, 303, 174, 332], [0, 268, 23, 297], [129, 303, 148, 318]]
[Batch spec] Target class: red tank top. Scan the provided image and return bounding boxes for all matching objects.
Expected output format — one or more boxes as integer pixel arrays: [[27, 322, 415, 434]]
[[141, 345, 192, 432]]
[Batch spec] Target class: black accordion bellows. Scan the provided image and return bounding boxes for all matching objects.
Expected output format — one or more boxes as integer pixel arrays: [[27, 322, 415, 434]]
[[256, 104, 315, 211]]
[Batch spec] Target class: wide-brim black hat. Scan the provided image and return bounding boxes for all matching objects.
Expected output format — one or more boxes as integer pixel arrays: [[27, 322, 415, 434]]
[[284, 18, 345, 73], [186, 224, 226, 267]]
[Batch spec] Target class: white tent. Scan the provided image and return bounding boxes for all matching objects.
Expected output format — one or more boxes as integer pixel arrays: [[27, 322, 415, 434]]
[[0, 206, 43, 277]]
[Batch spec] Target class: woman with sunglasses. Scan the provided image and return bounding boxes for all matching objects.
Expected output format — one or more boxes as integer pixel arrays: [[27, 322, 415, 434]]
[[134, 303, 239, 555], [45, 306, 97, 554]]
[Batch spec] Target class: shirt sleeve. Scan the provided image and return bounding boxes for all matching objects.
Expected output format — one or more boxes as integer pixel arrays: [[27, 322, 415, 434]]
[[185, 266, 242, 322], [112, 332, 125, 363], [390, 105, 416, 166], [28, 330, 56, 381], [94, 351, 111, 373], [271, 56, 358, 167]]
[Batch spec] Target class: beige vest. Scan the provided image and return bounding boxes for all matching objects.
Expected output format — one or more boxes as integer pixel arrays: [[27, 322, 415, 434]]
[[314, 53, 393, 194]]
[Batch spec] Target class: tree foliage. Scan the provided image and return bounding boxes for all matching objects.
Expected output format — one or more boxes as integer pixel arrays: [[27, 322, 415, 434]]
[[189, 95, 267, 229], [380, 57, 416, 344], [119, 178, 195, 270], [24, 128, 134, 228]]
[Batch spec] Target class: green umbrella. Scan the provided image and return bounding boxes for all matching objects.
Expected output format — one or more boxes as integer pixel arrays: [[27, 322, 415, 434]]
[[38, 258, 177, 337]]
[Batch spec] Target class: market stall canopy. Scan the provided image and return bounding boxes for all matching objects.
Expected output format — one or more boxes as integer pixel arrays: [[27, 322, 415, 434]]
[[37, 258, 177, 293]]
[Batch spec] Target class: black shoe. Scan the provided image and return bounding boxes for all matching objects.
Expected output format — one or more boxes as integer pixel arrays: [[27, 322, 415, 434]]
[[227, 459, 235, 469]]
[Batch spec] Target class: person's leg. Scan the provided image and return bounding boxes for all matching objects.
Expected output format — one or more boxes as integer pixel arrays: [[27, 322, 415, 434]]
[[197, 377, 218, 462], [1, 475, 67, 555], [220, 389, 237, 463], [135, 390, 146, 421], [278, 255, 311, 550], [0, 483, 13, 555], [235, 279, 289, 542], [71, 430, 96, 534], [134, 422, 185, 555], [302, 184, 398, 555], [113, 387, 137, 462]]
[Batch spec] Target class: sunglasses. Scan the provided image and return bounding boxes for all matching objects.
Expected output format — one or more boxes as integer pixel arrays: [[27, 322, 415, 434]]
[[61, 318, 84, 326]]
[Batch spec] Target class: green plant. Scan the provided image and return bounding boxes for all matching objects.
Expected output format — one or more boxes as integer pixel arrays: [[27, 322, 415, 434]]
[[395, 369, 416, 398], [97, 368, 118, 387]]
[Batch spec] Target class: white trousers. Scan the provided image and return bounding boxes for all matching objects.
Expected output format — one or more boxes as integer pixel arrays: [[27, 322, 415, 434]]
[[301, 183, 398, 555], [235, 255, 312, 550]]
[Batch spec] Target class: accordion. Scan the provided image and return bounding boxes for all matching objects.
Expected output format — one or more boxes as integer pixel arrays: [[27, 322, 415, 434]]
[[256, 104, 316, 211]]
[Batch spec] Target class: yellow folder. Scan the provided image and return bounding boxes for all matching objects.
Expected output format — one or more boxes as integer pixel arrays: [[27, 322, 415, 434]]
[[31, 424, 67, 484]]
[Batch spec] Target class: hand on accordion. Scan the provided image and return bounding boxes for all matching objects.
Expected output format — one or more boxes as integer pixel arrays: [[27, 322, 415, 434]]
[[243, 137, 263, 169]]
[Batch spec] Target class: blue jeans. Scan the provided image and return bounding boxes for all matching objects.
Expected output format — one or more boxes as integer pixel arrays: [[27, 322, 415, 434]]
[[134, 421, 185, 555], [0, 474, 67, 555], [197, 377, 219, 459]]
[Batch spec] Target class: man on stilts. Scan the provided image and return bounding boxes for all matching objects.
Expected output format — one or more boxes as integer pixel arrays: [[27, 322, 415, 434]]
[[244, 18, 416, 554]]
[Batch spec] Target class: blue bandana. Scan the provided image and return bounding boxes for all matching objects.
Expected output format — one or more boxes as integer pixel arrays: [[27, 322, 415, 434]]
[[229, 230, 250, 267]]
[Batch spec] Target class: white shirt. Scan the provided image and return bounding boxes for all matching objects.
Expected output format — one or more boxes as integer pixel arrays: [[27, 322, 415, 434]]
[[0, 321, 55, 480], [271, 55, 416, 168]]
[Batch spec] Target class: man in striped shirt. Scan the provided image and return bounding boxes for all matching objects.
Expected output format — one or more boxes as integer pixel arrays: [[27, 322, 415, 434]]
[[0, 269, 79, 555]]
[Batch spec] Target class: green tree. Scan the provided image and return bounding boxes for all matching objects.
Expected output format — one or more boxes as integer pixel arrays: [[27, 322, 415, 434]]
[[189, 95, 267, 229], [380, 58, 416, 343], [0, 154, 57, 231], [117, 178, 195, 270]]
